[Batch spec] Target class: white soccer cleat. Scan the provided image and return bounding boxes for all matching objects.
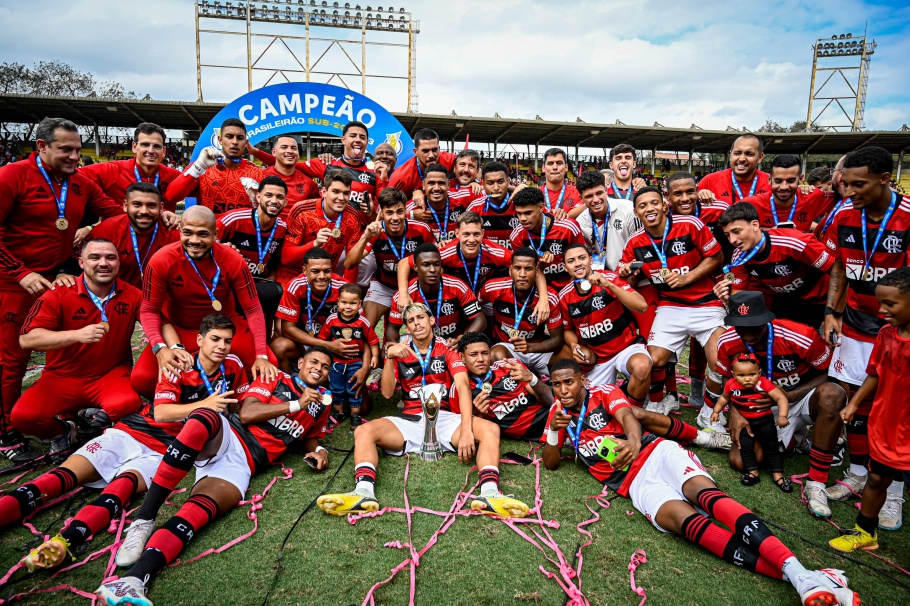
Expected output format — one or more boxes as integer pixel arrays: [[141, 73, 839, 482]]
[[696, 410, 728, 434], [95, 577, 153, 606], [116, 518, 156, 568], [826, 470, 866, 502], [694, 429, 732, 451], [659, 393, 680, 415], [644, 398, 664, 413], [817, 569, 860, 606], [795, 570, 842, 606], [804, 480, 832, 519], [878, 494, 904, 531]]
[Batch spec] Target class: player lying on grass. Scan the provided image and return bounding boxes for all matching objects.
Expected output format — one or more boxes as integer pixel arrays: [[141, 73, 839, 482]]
[[317, 302, 529, 518], [542, 359, 860, 606]]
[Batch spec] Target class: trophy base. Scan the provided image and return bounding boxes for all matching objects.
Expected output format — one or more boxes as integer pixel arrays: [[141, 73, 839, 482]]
[[419, 445, 444, 461]]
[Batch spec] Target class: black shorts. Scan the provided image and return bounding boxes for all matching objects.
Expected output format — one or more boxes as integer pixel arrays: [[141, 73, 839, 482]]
[[868, 455, 910, 477]]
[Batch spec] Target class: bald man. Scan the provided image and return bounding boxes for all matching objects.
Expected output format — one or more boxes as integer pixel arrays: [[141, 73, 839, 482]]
[[130, 206, 278, 398], [373, 142, 398, 175]]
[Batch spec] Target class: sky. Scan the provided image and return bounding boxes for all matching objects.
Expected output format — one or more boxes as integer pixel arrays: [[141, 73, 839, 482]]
[[1, 0, 908, 133]]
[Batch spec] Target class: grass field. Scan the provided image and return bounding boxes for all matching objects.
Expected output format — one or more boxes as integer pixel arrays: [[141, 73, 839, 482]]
[[2, 338, 909, 606]]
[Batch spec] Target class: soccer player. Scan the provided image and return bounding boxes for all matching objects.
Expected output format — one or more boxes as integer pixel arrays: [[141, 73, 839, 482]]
[[345, 187, 435, 328], [479, 247, 564, 377], [0, 117, 123, 460], [317, 303, 529, 518], [510, 187, 585, 291], [278, 170, 360, 286], [559, 243, 651, 401], [389, 128, 456, 200], [712, 292, 848, 519], [456, 332, 554, 441], [408, 162, 468, 242], [542, 359, 859, 606], [739, 154, 837, 232], [619, 187, 727, 431], [387, 244, 485, 347], [808, 166, 834, 191], [713, 202, 833, 326], [606, 144, 646, 200], [539, 148, 583, 219], [130, 206, 278, 399], [830, 267, 910, 552], [260, 135, 321, 216], [667, 170, 729, 227], [447, 149, 485, 207], [80, 122, 186, 213], [217, 175, 289, 319], [272, 247, 350, 372], [467, 161, 523, 248], [822, 146, 910, 529], [574, 169, 641, 271], [14, 238, 142, 453], [696, 133, 770, 205], [90, 182, 179, 288]]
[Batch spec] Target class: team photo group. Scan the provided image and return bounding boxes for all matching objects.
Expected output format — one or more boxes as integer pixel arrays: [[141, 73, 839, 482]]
[[0, 111, 908, 606]]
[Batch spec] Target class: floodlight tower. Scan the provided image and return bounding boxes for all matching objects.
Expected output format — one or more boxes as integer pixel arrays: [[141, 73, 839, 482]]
[[194, 0, 420, 112], [806, 33, 875, 131]]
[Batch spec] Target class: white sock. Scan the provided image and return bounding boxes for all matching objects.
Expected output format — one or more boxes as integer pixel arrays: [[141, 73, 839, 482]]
[[782, 556, 808, 588], [887, 480, 904, 496], [849, 463, 868, 477], [354, 463, 376, 497], [480, 465, 500, 496]]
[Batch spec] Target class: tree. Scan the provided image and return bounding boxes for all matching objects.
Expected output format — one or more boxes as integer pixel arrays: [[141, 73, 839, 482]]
[[756, 119, 787, 133]]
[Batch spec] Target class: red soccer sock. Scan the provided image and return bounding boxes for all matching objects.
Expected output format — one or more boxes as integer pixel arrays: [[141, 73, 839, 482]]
[[478, 466, 500, 494], [681, 513, 784, 580], [649, 365, 667, 403], [0, 467, 77, 527], [60, 472, 139, 546], [666, 417, 698, 443], [354, 463, 377, 486], [808, 445, 834, 484], [664, 364, 678, 396], [688, 338, 707, 381]]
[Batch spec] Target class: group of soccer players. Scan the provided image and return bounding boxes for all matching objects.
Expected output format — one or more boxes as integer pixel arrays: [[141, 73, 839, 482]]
[[2, 114, 906, 606]]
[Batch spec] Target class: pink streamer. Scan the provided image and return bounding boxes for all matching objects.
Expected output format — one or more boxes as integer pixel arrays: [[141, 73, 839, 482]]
[[628, 549, 648, 606]]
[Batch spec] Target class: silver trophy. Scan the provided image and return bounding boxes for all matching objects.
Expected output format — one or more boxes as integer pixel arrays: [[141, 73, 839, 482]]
[[418, 383, 447, 461]]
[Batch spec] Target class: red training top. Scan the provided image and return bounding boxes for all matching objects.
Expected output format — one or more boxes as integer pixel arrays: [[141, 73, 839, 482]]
[[80, 158, 186, 212], [697, 168, 771, 204], [91, 215, 178, 288], [866, 324, 910, 468]]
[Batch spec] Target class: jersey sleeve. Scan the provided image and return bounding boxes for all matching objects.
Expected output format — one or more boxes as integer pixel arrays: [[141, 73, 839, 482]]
[[758, 376, 777, 393], [20, 292, 61, 333], [559, 296, 576, 331], [804, 329, 833, 371], [796, 232, 834, 272], [296, 158, 326, 180], [316, 319, 332, 340], [85, 178, 124, 219], [729, 262, 749, 288], [245, 376, 278, 403], [545, 288, 563, 330], [216, 216, 235, 242], [152, 373, 182, 407], [723, 378, 739, 395], [364, 322, 380, 346], [604, 388, 633, 415], [445, 347, 467, 375], [459, 284, 481, 318], [276, 285, 301, 322], [694, 221, 721, 257], [0, 165, 29, 280], [388, 293, 403, 326], [607, 272, 633, 291], [866, 329, 887, 377], [715, 343, 734, 378], [619, 238, 636, 267]]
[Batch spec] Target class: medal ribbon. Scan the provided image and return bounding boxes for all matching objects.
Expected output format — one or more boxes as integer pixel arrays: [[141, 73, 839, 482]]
[[861, 191, 898, 276], [82, 277, 116, 325], [546, 184, 566, 210], [427, 197, 450, 240], [611, 184, 632, 200], [305, 283, 332, 334], [512, 286, 536, 332], [417, 280, 444, 322], [473, 370, 494, 390], [458, 246, 483, 293], [484, 193, 511, 213], [731, 173, 758, 201], [36, 156, 68, 224], [133, 165, 160, 187], [184, 250, 222, 307], [196, 355, 227, 396], [770, 195, 798, 226], [252, 209, 279, 266], [129, 222, 159, 276], [322, 205, 343, 233], [410, 337, 436, 387], [590, 205, 612, 258], [744, 323, 774, 380], [645, 217, 672, 269], [383, 220, 409, 260], [567, 390, 591, 451], [293, 374, 329, 401], [722, 231, 766, 274], [526, 215, 550, 256], [820, 197, 849, 236]]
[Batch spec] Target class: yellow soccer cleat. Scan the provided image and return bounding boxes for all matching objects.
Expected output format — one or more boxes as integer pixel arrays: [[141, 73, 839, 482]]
[[317, 491, 380, 516], [470, 493, 530, 518], [21, 534, 72, 572], [828, 525, 878, 553]]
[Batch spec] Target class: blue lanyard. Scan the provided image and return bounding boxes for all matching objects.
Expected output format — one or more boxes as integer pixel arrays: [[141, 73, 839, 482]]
[[731, 173, 758, 201], [567, 391, 590, 451], [133, 165, 160, 187], [545, 184, 566, 209], [306, 283, 332, 334], [770, 195, 797, 226], [861, 191, 898, 274], [417, 280, 444, 321], [821, 198, 849, 235], [83, 277, 116, 324], [722, 231, 766, 274], [513, 286, 536, 331], [416, 160, 424, 182], [129, 222, 159, 276], [611, 184, 632, 200], [526, 215, 550, 256], [590, 206, 612, 255], [196, 356, 226, 396], [252, 209, 279, 265], [293, 374, 328, 399], [322, 205, 342, 232], [744, 323, 774, 379], [458, 246, 483, 293], [427, 197, 450, 240], [473, 370, 493, 390], [485, 193, 511, 213], [35, 156, 68, 221], [410, 338, 435, 387], [382, 220, 409, 260], [645, 218, 672, 268], [184, 250, 222, 305]]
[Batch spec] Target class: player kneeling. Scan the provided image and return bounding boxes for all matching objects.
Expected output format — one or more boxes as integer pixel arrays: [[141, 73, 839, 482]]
[[542, 359, 859, 606], [317, 302, 529, 518]]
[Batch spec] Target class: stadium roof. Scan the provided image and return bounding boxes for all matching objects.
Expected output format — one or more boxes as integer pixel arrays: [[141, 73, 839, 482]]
[[2, 93, 910, 156]]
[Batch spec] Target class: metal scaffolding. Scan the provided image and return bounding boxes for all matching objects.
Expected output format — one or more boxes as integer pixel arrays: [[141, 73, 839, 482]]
[[194, 0, 419, 112], [806, 33, 876, 132]]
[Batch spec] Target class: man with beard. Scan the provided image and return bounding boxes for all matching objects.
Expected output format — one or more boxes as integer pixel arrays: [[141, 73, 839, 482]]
[[574, 169, 641, 271], [447, 149, 486, 208], [697, 134, 770, 205], [389, 128, 456, 200], [372, 142, 398, 175], [260, 136, 321, 218], [408, 163, 469, 243], [605, 144, 646, 201], [467, 162, 525, 249]]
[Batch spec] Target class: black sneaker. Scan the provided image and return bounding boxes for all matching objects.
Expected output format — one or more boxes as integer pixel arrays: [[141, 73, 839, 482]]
[[350, 414, 365, 428], [49, 419, 78, 460], [0, 429, 40, 463]]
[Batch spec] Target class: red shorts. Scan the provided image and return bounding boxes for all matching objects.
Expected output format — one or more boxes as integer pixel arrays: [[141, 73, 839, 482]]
[[630, 283, 659, 340], [0, 288, 38, 428]]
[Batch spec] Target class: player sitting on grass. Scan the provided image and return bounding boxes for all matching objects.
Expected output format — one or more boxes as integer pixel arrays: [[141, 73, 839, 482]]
[[317, 302, 529, 518], [542, 359, 859, 606], [830, 267, 910, 552]]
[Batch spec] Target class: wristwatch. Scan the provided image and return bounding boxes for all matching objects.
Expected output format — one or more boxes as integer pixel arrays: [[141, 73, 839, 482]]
[[152, 342, 167, 354], [170, 344, 186, 351]]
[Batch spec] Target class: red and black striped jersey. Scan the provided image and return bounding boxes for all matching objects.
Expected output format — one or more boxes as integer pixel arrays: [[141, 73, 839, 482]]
[[117, 354, 249, 453], [723, 376, 778, 420], [540, 183, 583, 212], [620, 215, 723, 307], [368, 220, 435, 289], [393, 338, 466, 415], [405, 198, 469, 243], [715, 319, 832, 390], [606, 183, 638, 200], [510, 215, 585, 290], [276, 275, 347, 336], [823, 196, 910, 341], [217, 209, 288, 278], [389, 275, 481, 340], [697, 168, 771, 204], [689, 200, 730, 226], [230, 372, 331, 473], [558, 272, 640, 361], [452, 359, 549, 441], [740, 189, 837, 233], [406, 239, 512, 294], [728, 228, 833, 304], [448, 185, 485, 208], [467, 196, 520, 249], [547, 385, 661, 496], [478, 277, 562, 343], [317, 312, 379, 361]]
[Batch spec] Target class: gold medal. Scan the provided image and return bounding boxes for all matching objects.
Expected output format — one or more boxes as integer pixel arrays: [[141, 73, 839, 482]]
[[212, 299, 222, 311], [724, 272, 735, 283], [255, 262, 266, 274], [100, 321, 110, 331], [481, 382, 493, 394], [55, 217, 69, 230], [332, 228, 342, 238], [659, 267, 671, 279], [508, 328, 520, 339]]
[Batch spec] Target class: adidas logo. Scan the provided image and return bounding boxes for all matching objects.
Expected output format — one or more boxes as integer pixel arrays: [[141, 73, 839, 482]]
[[36, 186, 47, 193], [846, 234, 855, 243], [240, 240, 250, 247], [75, 307, 86, 315], [643, 251, 653, 258], [683, 466, 697, 475], [483, 221, 491, 227], [174, 275, 184, 283]]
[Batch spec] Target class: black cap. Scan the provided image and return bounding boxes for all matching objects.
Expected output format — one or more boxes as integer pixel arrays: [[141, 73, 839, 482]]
[[724, 291, 775, 327]]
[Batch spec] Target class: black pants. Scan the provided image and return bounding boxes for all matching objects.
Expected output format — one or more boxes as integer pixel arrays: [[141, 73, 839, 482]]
[[740, 415, 782, 473], [254, 279, 283, 316]]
